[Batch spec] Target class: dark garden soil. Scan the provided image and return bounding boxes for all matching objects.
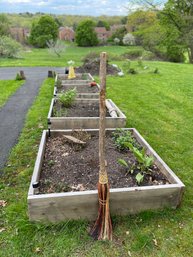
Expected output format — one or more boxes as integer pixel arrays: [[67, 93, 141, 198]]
[[57, 84, 99, 94], [53, 101, 111, 117], [39, 131, 170, 194], [75, 58, 120, 76]]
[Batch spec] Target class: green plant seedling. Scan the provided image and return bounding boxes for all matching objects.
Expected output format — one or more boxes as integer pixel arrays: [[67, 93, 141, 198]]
[[136, 173, 144, 185], [118, 158, 128, 167], [112, 129, 137, 150], [117, 158, 135, 174]]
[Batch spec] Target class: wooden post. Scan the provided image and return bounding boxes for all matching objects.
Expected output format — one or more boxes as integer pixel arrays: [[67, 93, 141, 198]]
[[90, 52, 112, 240], [99, 52, 107, 182], [20, 70, 26, 80]]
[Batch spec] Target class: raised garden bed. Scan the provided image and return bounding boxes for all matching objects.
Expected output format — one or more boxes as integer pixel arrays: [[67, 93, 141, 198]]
[[28, 128, 184, 222], [48, 99, 126, 129], [54, 83, 99, 99], [55, 73, 99, 99], [57, 73, 94, 84]]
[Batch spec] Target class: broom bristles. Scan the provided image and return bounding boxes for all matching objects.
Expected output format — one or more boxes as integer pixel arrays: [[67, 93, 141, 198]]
[[90, 183, 112, 240]]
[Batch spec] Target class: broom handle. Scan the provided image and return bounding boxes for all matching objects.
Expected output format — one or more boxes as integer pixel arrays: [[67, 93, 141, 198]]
[[99, 52, 107, 184]]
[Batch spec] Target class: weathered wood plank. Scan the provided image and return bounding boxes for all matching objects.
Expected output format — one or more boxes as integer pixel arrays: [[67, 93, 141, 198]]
[[28, 130, 47, 196], [28, 185, 182, 222]]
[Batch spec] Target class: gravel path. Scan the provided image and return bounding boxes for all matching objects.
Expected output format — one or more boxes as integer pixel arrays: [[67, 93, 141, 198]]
[[0, 67, 64, 170]]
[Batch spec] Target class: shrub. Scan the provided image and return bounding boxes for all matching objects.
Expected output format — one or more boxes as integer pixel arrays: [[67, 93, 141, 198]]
[[58, 88, 77, 107], [128, 68, 138, 75], [122, 49, 143, 59], [47, 39, 66, 57], [0, 36, 21, 58], [81, 51, 99, 63], [114, 38, 120, 45], [15, 73, 22, 81], [123, 33, 136, 46]]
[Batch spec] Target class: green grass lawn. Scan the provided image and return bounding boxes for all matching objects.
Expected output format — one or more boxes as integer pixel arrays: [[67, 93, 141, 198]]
[[0, 59, 193, 256], [0, 44, 140, 67], [0, 80, 23, 108]]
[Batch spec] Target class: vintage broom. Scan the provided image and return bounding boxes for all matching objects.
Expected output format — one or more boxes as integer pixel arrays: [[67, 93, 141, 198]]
[[90, 52, 113, 240]]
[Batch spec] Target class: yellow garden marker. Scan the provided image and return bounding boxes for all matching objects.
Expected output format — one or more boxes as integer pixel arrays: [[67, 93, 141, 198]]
[[67, 60, 76, 79]]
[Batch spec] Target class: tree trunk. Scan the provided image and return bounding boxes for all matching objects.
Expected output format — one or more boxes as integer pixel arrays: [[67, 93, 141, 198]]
[[188, 46, 193, 63]]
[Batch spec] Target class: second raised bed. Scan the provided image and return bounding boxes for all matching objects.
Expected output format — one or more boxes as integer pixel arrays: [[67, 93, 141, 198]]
[[48, 98, 126, 130]]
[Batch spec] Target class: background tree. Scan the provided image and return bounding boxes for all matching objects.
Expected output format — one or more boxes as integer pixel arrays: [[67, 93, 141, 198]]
[[127, 10, 158, 44], [29, 15, 58, 48], [0, 14, 10, 36], [0, 36, 21, 58], [75, 20, 98, 47], [96, 20, 110, 30], [131, 0, 193, 62], [160, 0, 193, 63], [54, 17, 63, 28], [47, 39, 66, 57]]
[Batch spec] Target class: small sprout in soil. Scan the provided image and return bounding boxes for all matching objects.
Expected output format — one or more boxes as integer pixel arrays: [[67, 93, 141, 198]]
[[118, 158, 134, 174], [58, 87, 77, 107], [48, 160, 55, 166], [118, 158, 128, 168], [136, 173, 144, 185]]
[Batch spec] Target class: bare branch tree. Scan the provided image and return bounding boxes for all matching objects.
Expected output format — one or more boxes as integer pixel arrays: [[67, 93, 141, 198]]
[[47, 39, 66, 58]]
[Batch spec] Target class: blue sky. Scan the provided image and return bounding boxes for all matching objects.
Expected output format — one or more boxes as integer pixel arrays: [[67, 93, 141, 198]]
[[0, 0, 133, 16]]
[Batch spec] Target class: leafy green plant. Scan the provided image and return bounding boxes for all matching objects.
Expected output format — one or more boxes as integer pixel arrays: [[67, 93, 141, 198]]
[[125, 142, 154, 172], [117, 157, 144, 184], [112, 129, 138, 150], [136, 173, 144, 185], [58, 87, 77, 107]]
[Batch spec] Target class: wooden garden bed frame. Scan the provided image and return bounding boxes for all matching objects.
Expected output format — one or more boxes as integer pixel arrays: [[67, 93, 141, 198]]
[[47, 99, 126, 130], [28, 128, 185, 222]]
